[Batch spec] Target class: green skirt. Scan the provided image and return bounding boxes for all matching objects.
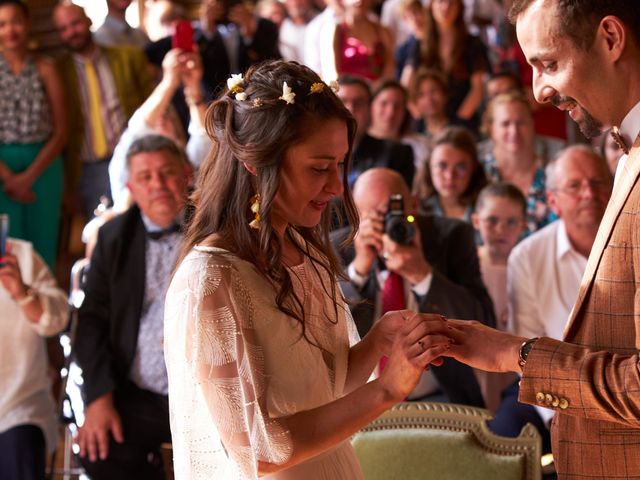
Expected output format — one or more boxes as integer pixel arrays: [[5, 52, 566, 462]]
[[0, 142, 63, 270]]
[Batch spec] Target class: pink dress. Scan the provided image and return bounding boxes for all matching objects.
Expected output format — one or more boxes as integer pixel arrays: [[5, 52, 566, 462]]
[[335, 23, 386, 81]]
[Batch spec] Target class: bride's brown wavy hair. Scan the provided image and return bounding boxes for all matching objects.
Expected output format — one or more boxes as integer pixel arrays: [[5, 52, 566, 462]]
[[179, 60, 358, 337]]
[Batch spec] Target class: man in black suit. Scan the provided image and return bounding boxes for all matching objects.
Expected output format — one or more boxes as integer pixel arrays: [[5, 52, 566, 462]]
[[334, 168, 494, 406], [337, 75, 415, 190], [74, 135, 192, 479]]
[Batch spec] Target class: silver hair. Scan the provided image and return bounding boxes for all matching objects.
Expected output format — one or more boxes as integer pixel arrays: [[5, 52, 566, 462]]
[[545, 143, 610, 191]]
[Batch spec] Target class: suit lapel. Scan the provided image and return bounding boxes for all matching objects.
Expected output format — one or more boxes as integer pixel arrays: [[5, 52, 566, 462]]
[[563, 137, 640, 338]]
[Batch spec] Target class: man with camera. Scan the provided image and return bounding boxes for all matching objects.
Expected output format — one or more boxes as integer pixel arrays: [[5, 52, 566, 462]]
[[335, 168, 494, 405]]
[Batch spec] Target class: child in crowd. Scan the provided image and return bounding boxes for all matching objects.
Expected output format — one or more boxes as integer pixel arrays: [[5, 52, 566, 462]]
[[471, 182, 526, 411]]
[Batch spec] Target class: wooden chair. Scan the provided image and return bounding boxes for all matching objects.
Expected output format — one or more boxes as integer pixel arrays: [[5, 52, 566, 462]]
[[352, 402, 541, 480]]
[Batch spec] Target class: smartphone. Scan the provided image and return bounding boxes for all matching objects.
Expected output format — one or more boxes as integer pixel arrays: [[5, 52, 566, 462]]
[[172, 20, 194, 53], [0, 214, 8, 267]]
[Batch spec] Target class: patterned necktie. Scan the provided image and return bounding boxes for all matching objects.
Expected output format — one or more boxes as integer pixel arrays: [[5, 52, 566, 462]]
[[84, 59, 108, 158], [379, 271, 406, 372]]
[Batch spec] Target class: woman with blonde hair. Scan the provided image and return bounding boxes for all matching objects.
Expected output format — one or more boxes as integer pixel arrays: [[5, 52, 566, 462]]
[[480, 91, 555, 234]]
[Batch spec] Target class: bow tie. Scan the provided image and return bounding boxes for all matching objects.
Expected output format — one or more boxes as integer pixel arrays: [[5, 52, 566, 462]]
[[610, 126, 630, 155], [146, 223, 181, 240]]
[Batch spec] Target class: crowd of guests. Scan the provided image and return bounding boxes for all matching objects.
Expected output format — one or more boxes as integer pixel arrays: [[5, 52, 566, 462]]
[[0, 0, 626, 478]]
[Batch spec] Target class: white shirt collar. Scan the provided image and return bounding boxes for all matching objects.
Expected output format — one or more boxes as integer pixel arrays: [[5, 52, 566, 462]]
[[618, 100, 640, 147], [556, 219, 584, 261]]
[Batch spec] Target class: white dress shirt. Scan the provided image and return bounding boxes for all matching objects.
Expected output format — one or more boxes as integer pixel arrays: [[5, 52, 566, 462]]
[[507, 220, 587, 424], [0, 239, 69, 453]]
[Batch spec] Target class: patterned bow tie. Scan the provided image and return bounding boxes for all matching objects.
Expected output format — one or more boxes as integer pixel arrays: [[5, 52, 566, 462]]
[[146, 223, 181, 240], [610, 126, 630, 155]]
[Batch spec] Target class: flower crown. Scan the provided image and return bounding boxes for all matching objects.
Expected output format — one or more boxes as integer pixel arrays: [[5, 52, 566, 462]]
[[226, 74, 340, 106]]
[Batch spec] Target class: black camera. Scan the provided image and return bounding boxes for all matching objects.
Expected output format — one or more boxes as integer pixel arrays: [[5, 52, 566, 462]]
[[384, 194, 416, 245]]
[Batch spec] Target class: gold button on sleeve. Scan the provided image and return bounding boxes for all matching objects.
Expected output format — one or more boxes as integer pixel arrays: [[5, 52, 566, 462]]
[[545, 393, 553, 406], [559, 398, 569, 410], [536, 392, 545, 403]]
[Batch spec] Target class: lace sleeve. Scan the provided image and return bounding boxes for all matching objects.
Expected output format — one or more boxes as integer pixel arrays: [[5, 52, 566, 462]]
[[187, 258, 293, 478]]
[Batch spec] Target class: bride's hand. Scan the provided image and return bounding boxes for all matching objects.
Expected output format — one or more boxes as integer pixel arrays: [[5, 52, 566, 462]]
[[378, 312, 451, 402]]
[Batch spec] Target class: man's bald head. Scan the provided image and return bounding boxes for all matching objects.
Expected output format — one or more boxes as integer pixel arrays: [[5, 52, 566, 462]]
[[352, 168, 413, 215]]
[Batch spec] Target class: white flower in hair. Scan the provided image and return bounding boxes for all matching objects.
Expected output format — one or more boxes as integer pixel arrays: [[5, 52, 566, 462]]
[[227, 73, 244, 92], [236, 92, 248, 101], [279, 82, 296, 104], [329, 80, 340, 93]]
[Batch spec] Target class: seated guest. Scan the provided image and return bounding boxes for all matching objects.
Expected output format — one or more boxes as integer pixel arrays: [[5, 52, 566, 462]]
[[109, 47, 210, 209], [337, 75, 415, 189], [477, 71, 565, 167], [414, 126, 487, 222], [74, 135, 191, 479], [0, 236, 68, 480], [368, 80, 431, 170], [479, 91, 557, 235], [408, 68, 451, 139], [490, 145, 612, 453], [471, 182, 526, 412], [334, 167, 494, 405]]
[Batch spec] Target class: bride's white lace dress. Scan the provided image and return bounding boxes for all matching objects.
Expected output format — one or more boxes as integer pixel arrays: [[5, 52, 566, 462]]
[[164, 246, 364, 479]]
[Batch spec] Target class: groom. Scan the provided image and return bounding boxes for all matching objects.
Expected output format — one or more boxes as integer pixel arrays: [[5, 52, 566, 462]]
[[443, 1, 640, 478]]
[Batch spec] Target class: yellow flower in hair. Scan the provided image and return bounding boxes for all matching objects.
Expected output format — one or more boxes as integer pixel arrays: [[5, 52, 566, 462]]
[[279, 82, 296, 104], [309, 82, 325, 94], [227, 73, 244, 93]]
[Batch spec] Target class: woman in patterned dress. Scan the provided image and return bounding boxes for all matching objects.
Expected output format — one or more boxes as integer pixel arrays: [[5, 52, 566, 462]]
[[164, 60, 452, 479], [0, 0, 67, 269]]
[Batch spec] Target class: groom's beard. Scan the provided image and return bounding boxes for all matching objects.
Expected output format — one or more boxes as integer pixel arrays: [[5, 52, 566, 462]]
[[551, 95, 603, 138]]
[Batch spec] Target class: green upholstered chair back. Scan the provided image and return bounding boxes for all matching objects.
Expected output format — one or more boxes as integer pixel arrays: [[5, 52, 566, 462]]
[[352, 402, 541, 480]]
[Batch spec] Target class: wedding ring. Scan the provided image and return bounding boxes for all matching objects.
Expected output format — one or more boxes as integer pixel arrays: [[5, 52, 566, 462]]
[[418, 340, 425, 352]]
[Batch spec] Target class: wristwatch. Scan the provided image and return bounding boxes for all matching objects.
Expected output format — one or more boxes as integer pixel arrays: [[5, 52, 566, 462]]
[[518, 337, 539, 369]]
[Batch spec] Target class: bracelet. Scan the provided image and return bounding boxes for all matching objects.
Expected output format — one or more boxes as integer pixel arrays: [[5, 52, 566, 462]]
[[15, 286, 36, 307], [518, 337, 539, 369]]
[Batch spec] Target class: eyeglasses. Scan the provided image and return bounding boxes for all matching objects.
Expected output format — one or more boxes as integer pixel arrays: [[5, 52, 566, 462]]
[[478, 216, 523, 230], [555, 179, 611, 196]]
